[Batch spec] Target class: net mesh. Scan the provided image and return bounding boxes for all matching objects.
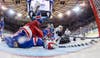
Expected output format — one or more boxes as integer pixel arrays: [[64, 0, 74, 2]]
[[92, 0, 100, 18]]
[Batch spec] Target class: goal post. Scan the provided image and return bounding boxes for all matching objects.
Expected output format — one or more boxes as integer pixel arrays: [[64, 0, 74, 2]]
[[89, 0, 100, 37]]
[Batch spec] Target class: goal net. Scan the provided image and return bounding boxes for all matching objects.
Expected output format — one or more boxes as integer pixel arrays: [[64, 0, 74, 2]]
[[92, 0, 100, 18], [89, 0, 100, 36]]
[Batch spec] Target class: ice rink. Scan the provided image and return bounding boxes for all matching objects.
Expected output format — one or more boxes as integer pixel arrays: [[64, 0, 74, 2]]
[[0, 39, 100, 58], [0, 29, 99, 58], [0, 0, 100, 58]]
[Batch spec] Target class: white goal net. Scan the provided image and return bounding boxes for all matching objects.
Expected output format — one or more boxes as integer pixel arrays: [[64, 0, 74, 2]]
[[92, 0, 100, 18]]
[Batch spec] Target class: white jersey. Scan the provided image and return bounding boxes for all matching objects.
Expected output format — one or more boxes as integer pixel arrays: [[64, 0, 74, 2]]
[[30, 0, 51, 12], [54, 27, 61, 40], [64, 29, 71, 36]]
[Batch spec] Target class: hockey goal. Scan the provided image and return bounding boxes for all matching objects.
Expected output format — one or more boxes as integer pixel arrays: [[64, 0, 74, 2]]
[[89, 0, 100, 36], [91, 0, 100, 18]]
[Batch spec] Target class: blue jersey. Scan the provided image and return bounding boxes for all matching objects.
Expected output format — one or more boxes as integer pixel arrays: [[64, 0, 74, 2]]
[[5, 30, 44, 48]]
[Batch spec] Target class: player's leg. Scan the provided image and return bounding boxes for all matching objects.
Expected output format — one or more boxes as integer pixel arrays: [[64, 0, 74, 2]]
[[4, 30, 28, 48], [36, 38, 44, 46]]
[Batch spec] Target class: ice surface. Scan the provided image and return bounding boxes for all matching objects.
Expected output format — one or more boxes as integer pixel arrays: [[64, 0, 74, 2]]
[[0, 29, 99, 56]]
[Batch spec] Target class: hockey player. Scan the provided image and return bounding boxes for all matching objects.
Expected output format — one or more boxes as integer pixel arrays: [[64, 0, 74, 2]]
[[26, 0, 32, 13], [4, 14, 56, 49], [54, 25, 63, 40], [64, 28, 71, 36], [28, 0, 54, 20], [60, 28, 71, 44], [43, 23, 57, 49], [43, 23, 54, 40]]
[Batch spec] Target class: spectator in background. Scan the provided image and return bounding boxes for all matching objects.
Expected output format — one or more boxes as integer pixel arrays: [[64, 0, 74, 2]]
[[2, 0, 5, 3], [15, 0, 20, 4]]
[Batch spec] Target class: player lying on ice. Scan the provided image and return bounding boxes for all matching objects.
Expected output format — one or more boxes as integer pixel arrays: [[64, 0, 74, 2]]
[[4, 13, 57, 49]]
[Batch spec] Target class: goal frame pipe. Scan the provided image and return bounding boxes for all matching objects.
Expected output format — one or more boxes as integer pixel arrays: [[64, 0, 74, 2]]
[[89, 0, 100, 37]]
